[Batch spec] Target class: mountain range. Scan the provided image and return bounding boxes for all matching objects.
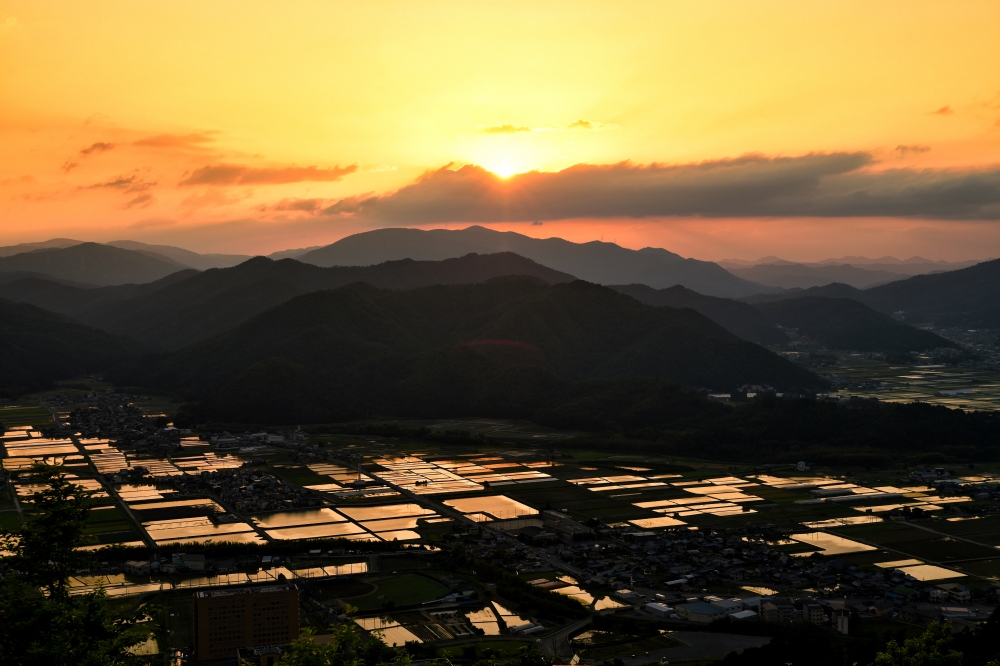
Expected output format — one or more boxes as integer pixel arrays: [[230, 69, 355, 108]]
[[296, 226, 773, 298]]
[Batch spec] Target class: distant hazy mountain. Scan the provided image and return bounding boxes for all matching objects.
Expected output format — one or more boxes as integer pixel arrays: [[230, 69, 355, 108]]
[[755, 297, 954, 352], [0, 238, 83, 258], [297, 226, 773, 298], [77, 252, 576, 349], [0, 298, 137, 398], [0, 270, 197, 318], [123, 277, 821, 424], [267, 246, 324, 261], [611, 284, 789, 346], [727, 263, 910, 289], [740, 283, 865, 305], [0, 243, 190, 286], [106, 240, 250, 270]]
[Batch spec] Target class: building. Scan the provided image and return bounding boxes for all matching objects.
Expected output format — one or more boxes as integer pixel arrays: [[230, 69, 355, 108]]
[[761, 597, 795, 622], [801, 602, 826, 625], [645, 602, 673, 617], [194, 584, 299, 662], [124, 560, 151, 576], [675, 601, 727, 623]]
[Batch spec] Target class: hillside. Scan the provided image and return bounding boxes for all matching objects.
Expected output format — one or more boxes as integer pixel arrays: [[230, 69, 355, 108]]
[[610, 284, 789, 346], [0, 299, 138, 398], [78, 252, 576, 349], [0, 270, 198, 318], [106, 240, 250, 270], [860, 258, 1000, 323], [0, 243, 190, 286], [754, 297, 955, 352], [126, 278, 823, 424], [296, 226, 773, 298]]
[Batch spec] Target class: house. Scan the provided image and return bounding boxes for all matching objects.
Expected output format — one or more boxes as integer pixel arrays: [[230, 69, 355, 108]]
[[730, 610, 758, 620], [868, 600, 896, 617], [937, 584, 971, 603], [676, 601, 727, 623], [124, 560, 151, 576], [615, 589, 638, 599]]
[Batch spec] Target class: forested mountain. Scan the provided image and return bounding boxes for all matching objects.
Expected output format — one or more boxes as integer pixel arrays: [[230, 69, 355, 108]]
[[105, 240, 250, 270], [123, 277, 822, 424], [76, 252, 575, 349], [0, 243, 189, 286], [296, 226, 772, 297], [754, 297, 955, 352], [0, 299, 137, 398], [612, 284, 789, 346]]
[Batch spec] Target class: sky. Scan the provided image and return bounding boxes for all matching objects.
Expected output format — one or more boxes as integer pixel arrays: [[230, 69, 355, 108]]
[[2, 1, 999, 261]]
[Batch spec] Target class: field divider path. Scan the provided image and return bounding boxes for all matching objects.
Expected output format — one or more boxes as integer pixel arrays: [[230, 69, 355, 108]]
[[106, 483, 156, 549], [206, 488, 274, 544]]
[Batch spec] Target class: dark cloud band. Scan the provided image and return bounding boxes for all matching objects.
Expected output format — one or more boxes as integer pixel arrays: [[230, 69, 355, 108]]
[[315, 153, 1000, 222]]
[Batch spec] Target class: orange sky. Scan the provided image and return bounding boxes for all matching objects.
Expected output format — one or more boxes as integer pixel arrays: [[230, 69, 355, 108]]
[[2, 1, 999, 260]]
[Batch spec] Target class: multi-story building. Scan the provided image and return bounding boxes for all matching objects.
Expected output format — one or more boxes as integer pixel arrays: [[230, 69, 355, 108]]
[[193, 584, 299, 662]]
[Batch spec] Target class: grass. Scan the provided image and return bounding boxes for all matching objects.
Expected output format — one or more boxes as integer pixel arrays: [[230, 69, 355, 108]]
[[0, 405, 52, 427], [352, 574, 449, 610], [439, 641, 533, 659], [0, 511, 21, 531]]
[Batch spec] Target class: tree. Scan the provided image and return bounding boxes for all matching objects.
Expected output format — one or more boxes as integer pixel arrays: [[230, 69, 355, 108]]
[[2, 464, 92, 598], [273, 623, 412, 666], [0, 464, 150, 665], [873, 623, 962, 666]]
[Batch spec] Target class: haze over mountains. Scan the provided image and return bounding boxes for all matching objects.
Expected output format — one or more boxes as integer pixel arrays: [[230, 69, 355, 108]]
[[720, 255, 986, 289]]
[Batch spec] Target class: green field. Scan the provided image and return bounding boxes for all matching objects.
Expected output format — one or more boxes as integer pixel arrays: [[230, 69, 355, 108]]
[[0, 405, 52, 427], [439, 641, 533, 659], [0, 511, 22, 531], [833, 522, 1000, 561], [351, 574, 449, 610]]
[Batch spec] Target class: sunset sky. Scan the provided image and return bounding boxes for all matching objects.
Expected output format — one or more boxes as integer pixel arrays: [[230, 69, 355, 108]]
[[2, 1, 999, 260]]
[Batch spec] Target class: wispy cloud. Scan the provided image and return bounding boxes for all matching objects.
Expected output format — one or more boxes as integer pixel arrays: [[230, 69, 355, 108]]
[[124, 193, 154, 209], [317, 153, 1000, 222], [79, 142, 115, 156], [83, 174, 155, 194], [478, 119, 618, 134], [930, 105, 954, 115], [178, 163, 358, 186], [894, 144, 931, 157], [133, 133, 216, 149], [481, 124, 533, 135]]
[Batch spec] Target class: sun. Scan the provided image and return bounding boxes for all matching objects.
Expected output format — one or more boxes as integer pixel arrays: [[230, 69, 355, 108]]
[[485, 161, 520, 178]]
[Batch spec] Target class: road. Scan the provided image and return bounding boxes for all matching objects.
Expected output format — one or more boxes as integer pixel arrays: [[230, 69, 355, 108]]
[[539, 616, 592, 660]]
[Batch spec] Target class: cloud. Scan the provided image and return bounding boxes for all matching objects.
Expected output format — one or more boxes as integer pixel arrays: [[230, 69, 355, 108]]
[[318, 153, 1000, 222], [124, 193, 154, 209], [894, 144, 931, 157], [479, 119, 618, 134], [83, 174, 155, 194], [133, 133, 216, 149], [567, 119, 617, 130], [261, 197, 332, 213], [930, 105, 954, 115], [481, 124, 533, 135], [178, 163, 358, 186], [79, 142, 114, 156], [0, 17, 21, 33], [62, 161, 79, 173]]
